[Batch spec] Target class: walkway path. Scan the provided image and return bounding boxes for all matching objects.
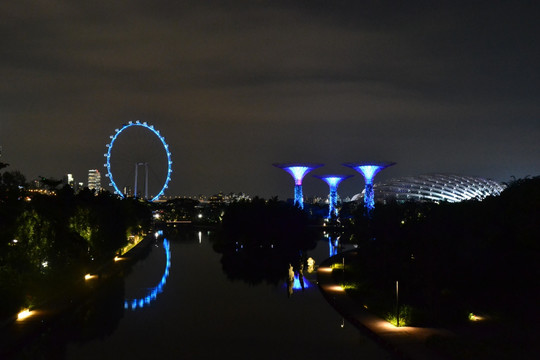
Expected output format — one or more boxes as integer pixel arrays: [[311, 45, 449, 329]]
[[317, 250, 453, 360]]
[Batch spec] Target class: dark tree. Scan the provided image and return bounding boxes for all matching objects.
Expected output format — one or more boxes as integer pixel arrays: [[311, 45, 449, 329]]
[[213, 197, 318, 285]]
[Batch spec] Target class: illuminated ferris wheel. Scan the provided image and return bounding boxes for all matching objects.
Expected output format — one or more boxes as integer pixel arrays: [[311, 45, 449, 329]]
[[104, 121, 172, 201]]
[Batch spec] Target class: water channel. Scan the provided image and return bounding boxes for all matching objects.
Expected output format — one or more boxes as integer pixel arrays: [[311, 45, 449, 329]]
[[35, 229, 392, 359]]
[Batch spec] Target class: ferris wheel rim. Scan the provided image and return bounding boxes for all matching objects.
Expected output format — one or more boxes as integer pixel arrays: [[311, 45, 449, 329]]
[[104, 121, 172, 201]]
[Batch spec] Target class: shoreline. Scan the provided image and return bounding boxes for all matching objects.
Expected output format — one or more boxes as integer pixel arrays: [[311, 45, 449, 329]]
[[0, 229, 158, 357], [317, 250, 453, 360]]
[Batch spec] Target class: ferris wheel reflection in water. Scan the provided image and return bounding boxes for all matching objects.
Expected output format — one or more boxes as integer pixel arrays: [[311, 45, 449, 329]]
[[124, 237, 171, 311]]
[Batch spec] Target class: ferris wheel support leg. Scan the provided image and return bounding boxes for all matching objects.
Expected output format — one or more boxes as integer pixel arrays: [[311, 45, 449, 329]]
[[134, 163, 139, 198], [145, 163, 149, 200]]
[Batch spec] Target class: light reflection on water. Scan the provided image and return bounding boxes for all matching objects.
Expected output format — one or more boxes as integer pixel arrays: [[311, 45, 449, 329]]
[[326, 232, 341, 257], [292, 273, 310, 290], [66, 231, 391, 360], [124, 238, 171, 311]]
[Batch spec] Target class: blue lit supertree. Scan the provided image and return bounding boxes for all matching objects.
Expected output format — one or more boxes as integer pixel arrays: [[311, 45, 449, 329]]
[[273, 163, 323, 209], [343, 162, 395, 217], [314, 175, 353, 219]]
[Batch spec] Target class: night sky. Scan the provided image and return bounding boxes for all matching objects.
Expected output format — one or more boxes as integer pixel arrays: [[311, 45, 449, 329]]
[[1, 1, 539, 199]]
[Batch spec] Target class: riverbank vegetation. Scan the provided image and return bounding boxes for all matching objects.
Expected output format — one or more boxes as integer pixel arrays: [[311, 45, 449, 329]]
[[0, 164, 152, 319], [212, 197, 318, 285], [335, 176, 539, 358]]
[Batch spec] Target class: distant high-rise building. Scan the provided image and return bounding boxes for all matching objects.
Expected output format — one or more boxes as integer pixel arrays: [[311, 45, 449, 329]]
[[88, 169, 101, 192], [64, 174, 75, 188], [123, 185, 133, 197]]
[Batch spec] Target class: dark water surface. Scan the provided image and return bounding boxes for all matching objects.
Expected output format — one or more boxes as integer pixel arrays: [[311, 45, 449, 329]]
[[64, 230, 391, 360]]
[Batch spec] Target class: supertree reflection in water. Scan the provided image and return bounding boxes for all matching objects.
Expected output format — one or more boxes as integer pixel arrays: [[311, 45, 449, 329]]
[[214, 198, 318, 288], [293, 273, 309, 290], [326, 232, 340, 257], [124, 238, 171, 310], [287, 262, 311, 297]]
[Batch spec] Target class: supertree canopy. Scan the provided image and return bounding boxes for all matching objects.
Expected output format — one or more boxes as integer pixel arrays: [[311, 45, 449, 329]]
[[343, 161, 395, 217], [273, 163, 323, 209], [314, 174, 353, 218]]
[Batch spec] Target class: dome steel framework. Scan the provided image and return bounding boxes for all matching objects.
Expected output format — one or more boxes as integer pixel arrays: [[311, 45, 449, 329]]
[[369, 174, 506, 203]]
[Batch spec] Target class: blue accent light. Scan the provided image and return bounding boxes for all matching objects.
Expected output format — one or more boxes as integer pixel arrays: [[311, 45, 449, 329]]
[[356, 165, 381, 184], [326, 233, 340, 257], [343, 162, 395, 218], [292, 273, 310, 290], [294, 184, 303, 208], [329, 239, 337, 257], [105, 121, 173, 202], [273, 163, 323, 209], [124, 238, 171, 311], [315, 175, 353, 218], [286, 166, 312, 185]]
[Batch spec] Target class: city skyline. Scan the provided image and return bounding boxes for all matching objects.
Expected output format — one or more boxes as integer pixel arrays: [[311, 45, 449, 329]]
[[1, 1, 539, 199]]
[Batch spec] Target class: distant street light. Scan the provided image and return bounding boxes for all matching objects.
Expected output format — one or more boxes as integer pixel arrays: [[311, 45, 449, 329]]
[[17, 309, 33, 321]]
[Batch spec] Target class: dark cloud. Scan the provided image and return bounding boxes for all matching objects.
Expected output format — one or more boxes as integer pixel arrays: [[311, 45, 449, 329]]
[[1, 1, 538, 199]]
